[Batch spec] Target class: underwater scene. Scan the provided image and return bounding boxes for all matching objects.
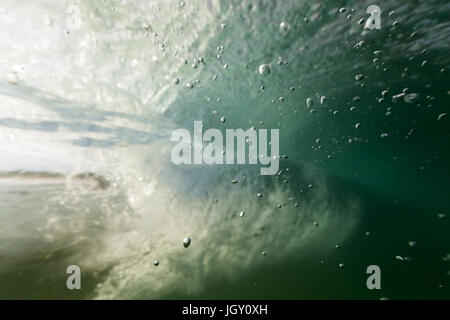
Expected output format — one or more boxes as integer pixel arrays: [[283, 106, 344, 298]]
[[0, 0, 449, 299]]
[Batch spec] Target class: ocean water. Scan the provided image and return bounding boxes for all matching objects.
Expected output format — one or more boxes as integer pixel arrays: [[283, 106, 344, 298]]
[[0, 0, 449, 299]]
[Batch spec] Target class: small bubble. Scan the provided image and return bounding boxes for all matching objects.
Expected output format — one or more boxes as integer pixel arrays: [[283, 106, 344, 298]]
[[258, 64, 270, 75], [320, 96, 326, 104], [354, 41, 365, 49], [239, 211, 244, 217], [153, 260, 160, 266], [7, 72, 20, 84], [306, 97, 313, 108], [404, 93, 419, 104], [338, 263, 345, 268], [220, 116, 226, 123], [280, 21, 290, 32], [408, 241, 418, 248], [183, 237, 191, 248], [174, 78, 180, 85], [257, 193, 263, 198], [392, 93, 406, 101]]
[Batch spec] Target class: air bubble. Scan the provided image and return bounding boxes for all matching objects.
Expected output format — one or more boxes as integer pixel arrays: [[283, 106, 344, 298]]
[[280, 21, 290, 32], [183, 237, 191, 248], [258, 64, 270, 75], [320, 96, 326, 104], [408, 241, 418, 247]]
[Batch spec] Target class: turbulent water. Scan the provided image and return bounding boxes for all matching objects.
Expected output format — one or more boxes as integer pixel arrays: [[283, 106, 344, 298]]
[[0, 0, 449, 299]]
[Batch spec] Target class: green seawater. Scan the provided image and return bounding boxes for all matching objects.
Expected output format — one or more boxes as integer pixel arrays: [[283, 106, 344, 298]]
[[0, 0, 449, 299]]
